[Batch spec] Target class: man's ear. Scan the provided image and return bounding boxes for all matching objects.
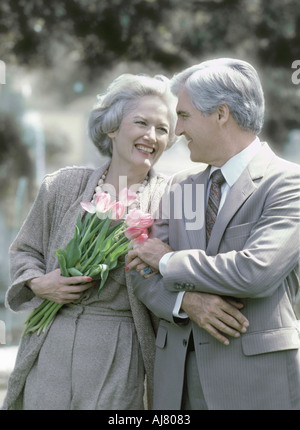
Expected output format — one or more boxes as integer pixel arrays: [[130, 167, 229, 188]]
[[217, 104, 230, 124]]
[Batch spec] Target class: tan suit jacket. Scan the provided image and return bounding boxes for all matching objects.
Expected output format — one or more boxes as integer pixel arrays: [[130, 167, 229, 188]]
[[130, 142, 300, 409]]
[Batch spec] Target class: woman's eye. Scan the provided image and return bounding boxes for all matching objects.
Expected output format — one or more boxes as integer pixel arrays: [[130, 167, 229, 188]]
[[158, 127, 168, 134]]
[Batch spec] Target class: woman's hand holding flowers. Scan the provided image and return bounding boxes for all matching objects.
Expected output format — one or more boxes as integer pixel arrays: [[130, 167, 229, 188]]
[[23, 188, 154, 336], [27, 269, 96, 305]]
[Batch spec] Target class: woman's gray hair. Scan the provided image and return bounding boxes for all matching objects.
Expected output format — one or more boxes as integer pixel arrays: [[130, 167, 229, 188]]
[[89, 73, 177, 157], [171, 58, 265, 135]]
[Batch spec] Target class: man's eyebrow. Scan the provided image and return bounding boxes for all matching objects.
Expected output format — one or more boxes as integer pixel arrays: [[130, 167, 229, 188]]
[[177, 110, 189, 116]]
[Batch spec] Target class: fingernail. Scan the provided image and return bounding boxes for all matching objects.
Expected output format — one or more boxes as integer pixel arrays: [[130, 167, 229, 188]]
[[125, 267, 129, 271], [87, 277, 93, 281], [241, 327, 247, 333], [224, 339, 230, 346], [235, 332, 241, 338]]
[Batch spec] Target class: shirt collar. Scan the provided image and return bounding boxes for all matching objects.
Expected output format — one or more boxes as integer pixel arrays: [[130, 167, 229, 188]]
[[210, 137, 262, 187]]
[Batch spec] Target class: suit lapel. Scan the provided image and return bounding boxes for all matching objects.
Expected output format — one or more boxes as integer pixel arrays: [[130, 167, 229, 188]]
[[206, 168, 256, 255], [206, 143, 275, 255]]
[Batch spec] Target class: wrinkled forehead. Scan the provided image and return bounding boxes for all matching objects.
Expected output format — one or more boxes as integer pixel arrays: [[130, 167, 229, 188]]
[[123, 95, 171, 124]]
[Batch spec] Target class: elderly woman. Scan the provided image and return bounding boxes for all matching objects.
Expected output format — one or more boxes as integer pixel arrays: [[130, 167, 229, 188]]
[[2, 73, 177, 410]]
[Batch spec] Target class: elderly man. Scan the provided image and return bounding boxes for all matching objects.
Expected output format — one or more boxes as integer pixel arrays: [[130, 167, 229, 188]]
[[127, 58, 300, 410]]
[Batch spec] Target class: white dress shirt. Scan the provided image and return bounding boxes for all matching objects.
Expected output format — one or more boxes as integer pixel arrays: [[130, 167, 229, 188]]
[[158, 137, 262, 317]]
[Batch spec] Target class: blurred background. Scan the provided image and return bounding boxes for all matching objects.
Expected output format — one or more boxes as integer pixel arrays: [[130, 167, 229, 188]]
[[0, 0, 299, 351]]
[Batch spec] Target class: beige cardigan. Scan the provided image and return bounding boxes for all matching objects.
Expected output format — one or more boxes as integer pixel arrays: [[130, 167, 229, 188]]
[[3, 162, 165, 410]]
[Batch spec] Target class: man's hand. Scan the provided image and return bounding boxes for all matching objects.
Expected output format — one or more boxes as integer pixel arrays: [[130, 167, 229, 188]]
[[126, 238, 173, 272], [182, 291, 249, 345]]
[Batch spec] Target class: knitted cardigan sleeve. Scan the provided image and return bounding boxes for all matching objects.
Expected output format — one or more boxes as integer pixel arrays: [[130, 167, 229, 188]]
[[6, 166, 94, 313], [6, 173, 58, 312]]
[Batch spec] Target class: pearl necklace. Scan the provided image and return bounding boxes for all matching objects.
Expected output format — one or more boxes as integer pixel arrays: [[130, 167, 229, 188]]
[[92, 169, 149, 209]]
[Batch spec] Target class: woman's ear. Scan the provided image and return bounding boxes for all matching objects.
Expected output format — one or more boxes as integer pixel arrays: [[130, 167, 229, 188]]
[[107, 130, 116, 139]]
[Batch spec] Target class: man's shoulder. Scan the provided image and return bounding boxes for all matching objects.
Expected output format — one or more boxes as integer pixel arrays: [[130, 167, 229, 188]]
[[267, 147, 300, 179], [273, 154, 300, 173], [169, 163, 208, 184], [249, 142, 300, 182]]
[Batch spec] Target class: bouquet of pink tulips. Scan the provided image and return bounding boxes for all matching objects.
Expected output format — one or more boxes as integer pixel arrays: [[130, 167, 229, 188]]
[[23, 188, 153, 336]]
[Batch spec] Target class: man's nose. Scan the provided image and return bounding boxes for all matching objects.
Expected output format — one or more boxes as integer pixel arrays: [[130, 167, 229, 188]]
[[175, 120, 184, 136]]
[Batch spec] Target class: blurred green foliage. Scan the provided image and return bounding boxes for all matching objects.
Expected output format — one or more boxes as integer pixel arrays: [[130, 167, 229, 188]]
[[1, 0, 299, 69], [0, 0, 299, 151]]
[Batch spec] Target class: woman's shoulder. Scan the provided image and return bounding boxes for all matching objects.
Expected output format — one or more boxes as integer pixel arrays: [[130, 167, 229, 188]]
[[42, 165, 99, 192], [36, 166, 97, 203], [45, 165, 95, 182]]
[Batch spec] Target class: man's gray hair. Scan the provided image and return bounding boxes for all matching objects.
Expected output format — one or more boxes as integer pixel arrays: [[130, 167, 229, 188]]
[[171, 58, 265, 135]]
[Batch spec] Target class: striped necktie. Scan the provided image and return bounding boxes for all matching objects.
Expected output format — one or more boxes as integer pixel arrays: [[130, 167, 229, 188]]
[[205, 169, 225, 245]]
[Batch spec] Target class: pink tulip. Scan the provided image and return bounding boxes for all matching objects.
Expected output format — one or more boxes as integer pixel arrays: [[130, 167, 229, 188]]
[[125, 209, 154, 228], [132, 232, 149, 245], [119, 188, 137, 207], [124, 226, 148, 240], [81, 191, 113, 219], [94, 191, 112, 215], [80, 201, 96, 214], [110, 201, 125, 220]]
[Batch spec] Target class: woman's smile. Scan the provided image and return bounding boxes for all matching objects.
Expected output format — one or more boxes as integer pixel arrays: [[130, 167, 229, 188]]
[[135, 143, 155, 156]]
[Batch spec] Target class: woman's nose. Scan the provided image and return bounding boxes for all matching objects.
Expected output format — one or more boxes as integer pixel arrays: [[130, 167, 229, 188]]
[[144, 126, 157, 141]]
